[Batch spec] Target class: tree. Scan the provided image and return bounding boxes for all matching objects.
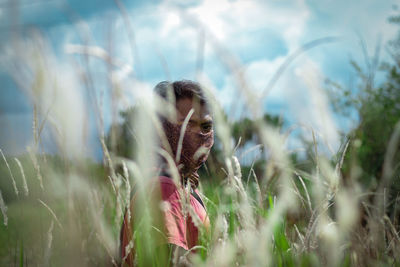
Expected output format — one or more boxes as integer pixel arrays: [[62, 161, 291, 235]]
[[326, 13, 400, 220], [106, 105, 283, 182]]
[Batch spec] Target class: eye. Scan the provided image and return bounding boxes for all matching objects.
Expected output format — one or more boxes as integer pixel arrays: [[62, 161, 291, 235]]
[[201, 121, 213, 132]]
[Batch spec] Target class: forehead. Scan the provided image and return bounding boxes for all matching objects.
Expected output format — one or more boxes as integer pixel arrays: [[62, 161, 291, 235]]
[[176, 97, 211, 119]]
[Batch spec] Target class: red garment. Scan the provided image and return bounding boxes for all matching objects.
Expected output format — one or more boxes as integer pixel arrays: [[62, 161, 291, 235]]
[[120, 176, 209, 264], [158, 176, 209, 249]]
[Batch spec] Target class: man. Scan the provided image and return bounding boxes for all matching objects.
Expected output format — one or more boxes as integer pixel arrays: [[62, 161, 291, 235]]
[[120, 80, 214, 266]]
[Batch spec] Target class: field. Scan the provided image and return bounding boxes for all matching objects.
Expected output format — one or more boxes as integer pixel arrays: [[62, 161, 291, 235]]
[[1, 8, 400, 267]]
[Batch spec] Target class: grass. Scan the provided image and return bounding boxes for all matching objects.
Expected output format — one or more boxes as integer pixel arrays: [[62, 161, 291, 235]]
[[0, 113, 399, 266], [1, 9, 400, 267], [0, 94, 398, 267]]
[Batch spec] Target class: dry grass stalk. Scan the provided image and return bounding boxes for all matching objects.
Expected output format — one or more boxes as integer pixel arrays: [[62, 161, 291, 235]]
[[38, 199, 63, 231], [14, 158, 29, 196], [27, 146, 44, 190], [44, 220, 54, 266], [0, 190, 8, 226], [0, 148, 18, 196]]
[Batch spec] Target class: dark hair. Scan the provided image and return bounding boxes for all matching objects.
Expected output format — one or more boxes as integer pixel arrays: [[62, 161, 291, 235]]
[[154, 80, 207, 105]]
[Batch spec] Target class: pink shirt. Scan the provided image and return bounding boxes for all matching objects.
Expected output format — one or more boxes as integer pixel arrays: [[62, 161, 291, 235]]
[[120, 176, 209, 264], [158, 176, 209, 250]]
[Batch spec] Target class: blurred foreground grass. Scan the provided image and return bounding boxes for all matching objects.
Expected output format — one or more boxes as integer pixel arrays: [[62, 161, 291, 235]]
[[0, 135, 399, 267], [1, 10, 400, 267]]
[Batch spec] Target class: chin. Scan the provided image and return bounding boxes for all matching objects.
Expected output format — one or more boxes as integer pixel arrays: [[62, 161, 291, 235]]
[[199, 155, 208, 163]]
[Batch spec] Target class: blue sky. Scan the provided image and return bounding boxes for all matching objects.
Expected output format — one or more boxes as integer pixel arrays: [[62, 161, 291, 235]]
[[0, 0, 398, 160]]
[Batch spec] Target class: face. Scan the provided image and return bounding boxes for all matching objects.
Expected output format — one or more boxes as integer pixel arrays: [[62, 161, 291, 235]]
[[163, 97, 214, 175]]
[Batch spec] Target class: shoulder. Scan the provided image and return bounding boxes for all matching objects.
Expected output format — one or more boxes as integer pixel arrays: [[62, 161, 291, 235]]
[[158, 176, 181, 201], [158, 175, 176, 187]]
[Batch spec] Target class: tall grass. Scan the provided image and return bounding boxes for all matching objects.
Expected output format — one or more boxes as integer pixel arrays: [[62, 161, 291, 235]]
[[0, 8, 399, 267]]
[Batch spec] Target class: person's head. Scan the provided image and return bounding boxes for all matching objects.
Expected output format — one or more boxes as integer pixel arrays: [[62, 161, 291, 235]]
[[154, 80, 214, 176]]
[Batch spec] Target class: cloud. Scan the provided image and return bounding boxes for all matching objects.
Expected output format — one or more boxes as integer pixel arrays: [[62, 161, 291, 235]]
[[303, 0, 398, 80], [289, 58, 340, 154], [213, 51, 341, 154], [27, 0, 313, 96], [1, 0, 398, 158], [307, 0, 397, 42], [213, 55, 296, 118], [0, 34, 95, 158], [185, 0, 309, 49]]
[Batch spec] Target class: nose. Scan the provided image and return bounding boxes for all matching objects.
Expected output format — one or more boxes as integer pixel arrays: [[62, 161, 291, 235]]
[[202, 131, 214, 149]]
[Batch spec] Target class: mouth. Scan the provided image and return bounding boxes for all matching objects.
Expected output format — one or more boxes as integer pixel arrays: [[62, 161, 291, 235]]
[[197, 153, 208, 163]]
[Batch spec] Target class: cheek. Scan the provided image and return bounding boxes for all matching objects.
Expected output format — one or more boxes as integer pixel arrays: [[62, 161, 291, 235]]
[[182, 129, 214, 151], [206, 131, 214, 148]]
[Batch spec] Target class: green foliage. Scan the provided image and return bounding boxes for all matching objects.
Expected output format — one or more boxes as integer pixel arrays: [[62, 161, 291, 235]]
[[107, 106, 139, 160], [324, 13, 400, 232], [3, 10, 400, 267], [231, 114, 283, 147], [334, 50, 400, 194], [107, 105, 282, 185]]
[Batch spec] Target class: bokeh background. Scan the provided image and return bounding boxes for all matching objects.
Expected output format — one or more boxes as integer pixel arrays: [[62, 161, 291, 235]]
[[0, 0, 397, 159], [1, 1, 400, 266]]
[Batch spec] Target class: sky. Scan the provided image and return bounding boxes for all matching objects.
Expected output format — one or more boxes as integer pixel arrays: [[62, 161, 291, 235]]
[[0, 0, 398, 161]]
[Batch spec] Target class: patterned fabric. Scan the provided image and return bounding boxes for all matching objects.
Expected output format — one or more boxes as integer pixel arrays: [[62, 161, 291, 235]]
[[158, 176, 209, 249], [120, 176, 210, 265], [162, 119, 214, 186], [160, 168, 200, 190], [120, 106, 214, 265]]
